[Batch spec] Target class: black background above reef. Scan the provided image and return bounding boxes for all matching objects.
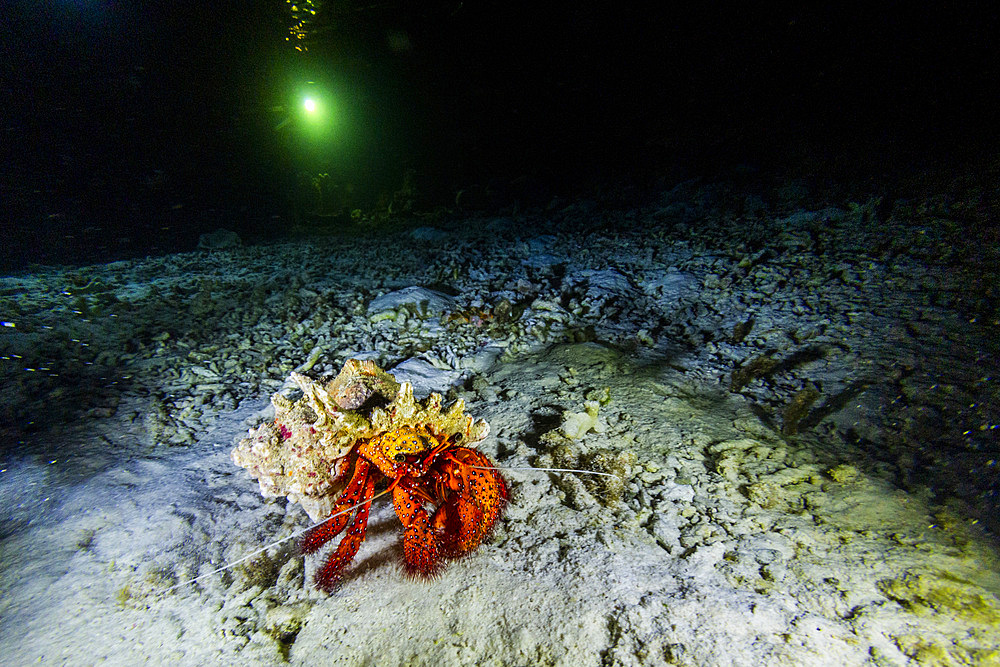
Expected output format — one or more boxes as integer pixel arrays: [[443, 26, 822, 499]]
[[2, 1, 999, 269]]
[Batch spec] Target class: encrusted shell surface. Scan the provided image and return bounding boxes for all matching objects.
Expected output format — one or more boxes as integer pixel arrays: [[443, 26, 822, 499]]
[[326, 358, 400, 409], [232, 360, 489, 522]]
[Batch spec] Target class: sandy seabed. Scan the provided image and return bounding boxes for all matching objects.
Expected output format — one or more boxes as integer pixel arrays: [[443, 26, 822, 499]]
[[2, 182, 999, 665]]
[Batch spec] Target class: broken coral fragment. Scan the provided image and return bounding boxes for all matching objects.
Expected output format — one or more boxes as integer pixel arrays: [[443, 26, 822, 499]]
[[560, 400, 606, 439], [232, 359, 488, 522]]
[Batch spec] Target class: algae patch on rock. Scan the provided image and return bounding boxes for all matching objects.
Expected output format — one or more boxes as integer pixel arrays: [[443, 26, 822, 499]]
[[878, 570, 1000, 624]]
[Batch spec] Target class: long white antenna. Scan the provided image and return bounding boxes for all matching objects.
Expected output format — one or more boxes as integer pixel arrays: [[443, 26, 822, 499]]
[[162, 488, 390, 593], [159, 466, 619, 595], [475, 465, 623, 479]]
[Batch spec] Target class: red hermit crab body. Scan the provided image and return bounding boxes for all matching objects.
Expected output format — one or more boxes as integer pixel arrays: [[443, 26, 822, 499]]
[[300, 425, 508, 590]]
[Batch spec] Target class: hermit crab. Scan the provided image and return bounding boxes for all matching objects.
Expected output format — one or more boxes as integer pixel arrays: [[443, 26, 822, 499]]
[[300, 424, 507, 588], [232, 359, 508, 591]]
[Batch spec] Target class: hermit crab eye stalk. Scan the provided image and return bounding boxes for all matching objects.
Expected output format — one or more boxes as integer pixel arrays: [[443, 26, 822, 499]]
[[394, 453, 406, 462]]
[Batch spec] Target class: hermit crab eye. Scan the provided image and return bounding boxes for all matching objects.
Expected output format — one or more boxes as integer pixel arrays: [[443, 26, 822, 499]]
[[394, 453, 406, 462], [453, 433, 464, 443]]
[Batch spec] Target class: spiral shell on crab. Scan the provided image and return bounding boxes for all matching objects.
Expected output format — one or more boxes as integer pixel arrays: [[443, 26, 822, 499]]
[[232, 359, 489, 521]]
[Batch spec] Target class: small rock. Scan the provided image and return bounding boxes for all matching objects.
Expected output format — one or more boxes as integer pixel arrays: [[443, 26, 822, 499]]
[[391, 358, 465, 397], [367, 286, 456, 318], [409, 226, 449, 241], [649, 513, 682, 551], [197, 228, 242, 250], [264, 603, 313, 639]]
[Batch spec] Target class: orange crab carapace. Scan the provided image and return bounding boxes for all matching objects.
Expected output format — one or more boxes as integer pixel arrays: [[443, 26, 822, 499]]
[[299, 425, 508, 591]]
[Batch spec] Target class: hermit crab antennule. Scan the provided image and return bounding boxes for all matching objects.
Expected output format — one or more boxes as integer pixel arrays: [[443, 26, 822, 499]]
[[158, 489, 391, 595]]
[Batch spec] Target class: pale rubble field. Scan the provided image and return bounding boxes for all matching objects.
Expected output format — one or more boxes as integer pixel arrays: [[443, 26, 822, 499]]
[[1, 183, 999, 665]]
